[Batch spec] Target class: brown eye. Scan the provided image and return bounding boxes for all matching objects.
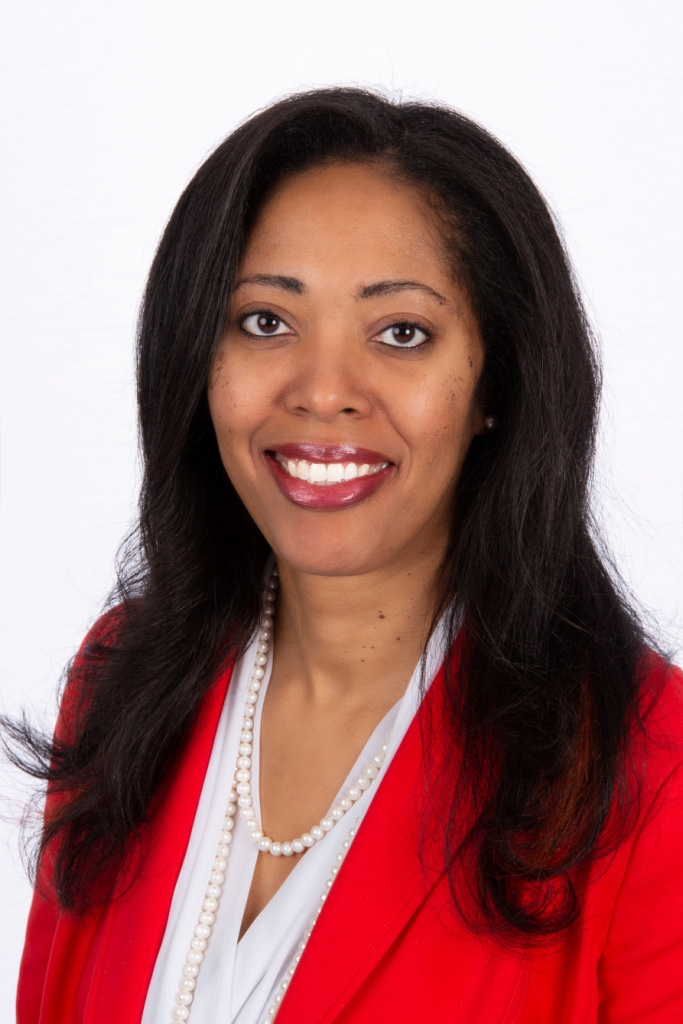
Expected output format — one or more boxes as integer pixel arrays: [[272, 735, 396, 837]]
[[240, 312, 290, 337], [378, 322, 431, 348]]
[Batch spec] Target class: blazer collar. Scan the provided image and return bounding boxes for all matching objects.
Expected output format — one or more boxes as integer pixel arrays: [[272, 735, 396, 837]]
[[87, 639, 459, 1023]]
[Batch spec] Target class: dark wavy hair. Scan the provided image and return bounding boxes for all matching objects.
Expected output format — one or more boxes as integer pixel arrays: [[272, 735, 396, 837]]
[[2, 87, 663, 938]]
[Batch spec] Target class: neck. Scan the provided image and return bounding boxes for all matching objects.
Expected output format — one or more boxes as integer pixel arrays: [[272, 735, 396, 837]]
[[270, 551, 444, 713]]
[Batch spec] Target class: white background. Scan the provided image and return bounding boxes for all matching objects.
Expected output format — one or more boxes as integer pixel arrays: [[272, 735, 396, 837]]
[[1, 0, 681, 1003]]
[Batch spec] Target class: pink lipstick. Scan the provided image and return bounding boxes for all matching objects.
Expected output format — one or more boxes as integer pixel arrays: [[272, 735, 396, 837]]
[[265, 444, 394, 511]]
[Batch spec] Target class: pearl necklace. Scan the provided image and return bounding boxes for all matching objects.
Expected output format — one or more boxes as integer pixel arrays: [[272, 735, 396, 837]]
[[172, 568, 392, 1023]]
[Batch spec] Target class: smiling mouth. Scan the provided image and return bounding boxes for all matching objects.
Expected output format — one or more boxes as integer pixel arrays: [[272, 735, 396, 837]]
[[272, 454, 390, 486], [264, 446, 394, 510]]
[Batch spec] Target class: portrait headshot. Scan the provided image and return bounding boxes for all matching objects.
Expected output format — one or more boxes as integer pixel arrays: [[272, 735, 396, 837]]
[[1, 2, 682, 1022]]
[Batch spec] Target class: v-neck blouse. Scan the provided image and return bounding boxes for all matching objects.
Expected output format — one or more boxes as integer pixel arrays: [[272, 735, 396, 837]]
[[141, 615, 450, 1024]]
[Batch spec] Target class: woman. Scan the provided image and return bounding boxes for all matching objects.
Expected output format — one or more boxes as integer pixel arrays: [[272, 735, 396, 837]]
[[10, 87, 683, 1022]]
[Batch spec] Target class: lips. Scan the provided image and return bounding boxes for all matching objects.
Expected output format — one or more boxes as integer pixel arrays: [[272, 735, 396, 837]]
[[264, 443, 394, 510]]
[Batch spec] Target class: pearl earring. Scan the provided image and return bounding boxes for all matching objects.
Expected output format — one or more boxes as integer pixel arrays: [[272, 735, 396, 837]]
[[484, 415, 498, 431]]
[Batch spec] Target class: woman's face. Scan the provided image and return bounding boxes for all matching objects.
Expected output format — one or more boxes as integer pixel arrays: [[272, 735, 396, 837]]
[[208, 162, 485, 579]]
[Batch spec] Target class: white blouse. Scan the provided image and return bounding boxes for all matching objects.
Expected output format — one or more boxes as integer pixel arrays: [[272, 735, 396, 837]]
[[142, 613, 449, 1024]]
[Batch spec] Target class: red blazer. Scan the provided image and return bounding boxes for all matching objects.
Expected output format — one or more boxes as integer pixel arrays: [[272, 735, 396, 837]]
[[17, 624, 683, 1023]]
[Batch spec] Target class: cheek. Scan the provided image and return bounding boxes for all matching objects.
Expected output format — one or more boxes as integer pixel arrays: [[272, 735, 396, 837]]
[[405, 371, 478, 465], [208, 356, 264, 446]]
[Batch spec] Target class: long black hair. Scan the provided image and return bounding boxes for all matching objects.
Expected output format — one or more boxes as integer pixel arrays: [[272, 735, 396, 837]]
[[2, 87, 663, 937]]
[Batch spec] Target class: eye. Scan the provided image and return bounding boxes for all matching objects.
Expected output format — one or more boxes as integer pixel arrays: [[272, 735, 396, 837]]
[[239, 311, 292, 337], [376, 321, 432, 349]]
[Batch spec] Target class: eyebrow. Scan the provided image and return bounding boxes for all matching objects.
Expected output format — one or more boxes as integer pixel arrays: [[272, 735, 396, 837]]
[[234, 274, 303, 294], [233, 274, 448, 304]]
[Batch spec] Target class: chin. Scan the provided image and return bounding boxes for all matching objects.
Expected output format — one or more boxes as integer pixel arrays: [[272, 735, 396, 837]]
[[269, 532, 395, 579]]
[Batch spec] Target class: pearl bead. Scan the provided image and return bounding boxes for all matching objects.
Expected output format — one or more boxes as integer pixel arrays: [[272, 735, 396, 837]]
[[301, 833, 315, 847], [381, 743, 388, 753], [183, 963, 199, 978], [245, 692, 258, 705], [199, 911, 215, 926], [218, 837, 232, 852], [195, 923, 210, 938], [310, 826, 324, 841], [347, 786, 361, 801], [250, 830, 263, 842], [181, 977, 196, 991], [252, 666, 265, 680], [291, 838, 304, 853], [259, 628, 271, 641], [244, 705, 255, 718], [240, 730, 253, 743], [356, 776, 371, 790], [187, 950, 204, 965], [270, 842, 282, 856], [239, 743, 252, 756], [238, 798, 252, 810], [255, 654, 267, 667], [209, 871, 224, 886], [249, 677, 262, 691], [373, 753, 384, 767], [245, 819, 258, 831], [213, 857, 227, 872], [330, 805, 344, 820], [331, 865, 339, 876], [228, 790, 238, 804], [258, 837, 272, 852], [365, 764, 379, 778], [205, 884, 221, 899], [191, 937, 207, 951], [202, 898, 218, 913], [320, 818, 334, 832], [173, 1007, 190, 1021], [281, 842, 293, 856], [237, 755, 251, 768], [223, 817, 235, 830], [339, 796, 352, 810], [257, 642, 268, 654], [178, 990, 193, 1005], [235, 767, 251, 781]]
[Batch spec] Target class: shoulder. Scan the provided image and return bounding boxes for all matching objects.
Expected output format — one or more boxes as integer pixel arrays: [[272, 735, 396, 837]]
[[592, 655, 683, 1019], [635, 651, 683, 792], [55, 603, 130, 743]]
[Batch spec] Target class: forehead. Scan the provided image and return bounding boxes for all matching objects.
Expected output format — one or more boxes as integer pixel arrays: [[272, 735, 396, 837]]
[[240, 162, 452, 279]]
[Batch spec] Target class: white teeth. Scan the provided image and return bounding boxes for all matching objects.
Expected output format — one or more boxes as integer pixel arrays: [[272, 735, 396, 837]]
[[276, 456, 389, 485]]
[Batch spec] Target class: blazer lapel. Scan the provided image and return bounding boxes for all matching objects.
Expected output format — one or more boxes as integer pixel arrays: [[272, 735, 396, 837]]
[[83, 661, 235, 1022], [276, 643, 460, 1024]]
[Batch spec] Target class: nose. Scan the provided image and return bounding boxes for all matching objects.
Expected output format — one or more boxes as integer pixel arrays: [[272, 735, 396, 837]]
[[284, 333, 373, 422]]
